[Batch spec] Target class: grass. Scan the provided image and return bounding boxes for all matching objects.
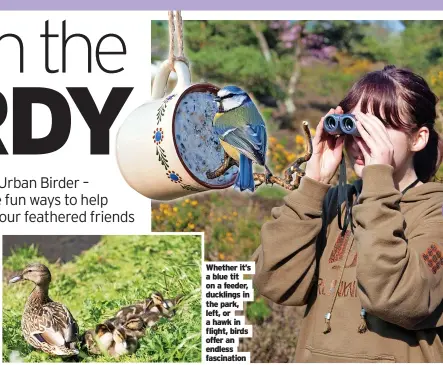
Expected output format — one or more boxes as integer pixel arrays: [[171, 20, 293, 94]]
[[254, 185, 287, 200], [2, 235, 202, 363]]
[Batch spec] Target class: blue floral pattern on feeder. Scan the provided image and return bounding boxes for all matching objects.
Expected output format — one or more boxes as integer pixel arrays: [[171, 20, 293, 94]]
[[156, 94, 176, 125], [153, 128, 164, 145], [165, 170, 204, 192], [167, 170, 183, 184]]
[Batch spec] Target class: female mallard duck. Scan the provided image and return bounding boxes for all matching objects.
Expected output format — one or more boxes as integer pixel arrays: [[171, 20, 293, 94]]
[[9, 263, 79, 356]]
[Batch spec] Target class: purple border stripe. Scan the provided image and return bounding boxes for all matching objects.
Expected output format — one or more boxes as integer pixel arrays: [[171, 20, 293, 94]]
[[1, 0, 443, 10]]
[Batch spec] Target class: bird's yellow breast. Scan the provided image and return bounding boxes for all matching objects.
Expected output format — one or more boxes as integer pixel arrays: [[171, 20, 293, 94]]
[[220, 140, 240, 162], [214, 111, 240, 161], [214, 112, 224, 122]]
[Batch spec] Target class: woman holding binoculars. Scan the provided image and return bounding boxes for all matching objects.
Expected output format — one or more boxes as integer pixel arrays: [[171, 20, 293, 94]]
[[253, 65, 443, 362]]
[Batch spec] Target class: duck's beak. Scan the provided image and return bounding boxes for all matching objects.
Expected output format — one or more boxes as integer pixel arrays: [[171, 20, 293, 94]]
[[9, 275, 22, 284]]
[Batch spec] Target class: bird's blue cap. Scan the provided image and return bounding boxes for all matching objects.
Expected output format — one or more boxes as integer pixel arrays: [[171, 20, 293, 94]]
[[220, 85, 245, 94]]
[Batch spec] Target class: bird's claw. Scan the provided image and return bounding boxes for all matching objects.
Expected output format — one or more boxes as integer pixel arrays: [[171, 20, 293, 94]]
[[265, 172, 273, 185]]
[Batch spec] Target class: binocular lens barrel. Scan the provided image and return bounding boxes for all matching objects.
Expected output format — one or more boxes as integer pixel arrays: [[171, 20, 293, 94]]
[[323, 114, 360, 137], [324, 115, 341, 135], [340, 115, 360, 137], [342, 117, 355, 132]]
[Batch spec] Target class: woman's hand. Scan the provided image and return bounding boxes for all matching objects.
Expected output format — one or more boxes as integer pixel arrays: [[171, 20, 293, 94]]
[[305, 107, 345, 184], [354, 112, 394, 166]]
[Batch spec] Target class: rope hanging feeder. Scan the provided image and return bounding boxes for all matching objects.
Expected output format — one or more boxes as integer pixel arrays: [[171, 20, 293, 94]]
[[167, 11, 189, 71]]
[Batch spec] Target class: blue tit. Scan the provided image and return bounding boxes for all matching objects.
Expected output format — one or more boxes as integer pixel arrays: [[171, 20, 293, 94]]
[[213, 85, 271, 192]]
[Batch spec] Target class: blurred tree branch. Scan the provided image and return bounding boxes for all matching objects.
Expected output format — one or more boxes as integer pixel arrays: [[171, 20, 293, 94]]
[[285, 21, 306, 115], [248, 21, 272, 63]]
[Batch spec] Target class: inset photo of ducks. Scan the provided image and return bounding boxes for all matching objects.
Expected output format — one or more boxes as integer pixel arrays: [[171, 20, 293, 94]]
[[2, 235, 202, 363]]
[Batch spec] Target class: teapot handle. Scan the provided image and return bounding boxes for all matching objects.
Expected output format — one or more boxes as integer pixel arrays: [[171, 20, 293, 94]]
[[151, 60, 191, 100]]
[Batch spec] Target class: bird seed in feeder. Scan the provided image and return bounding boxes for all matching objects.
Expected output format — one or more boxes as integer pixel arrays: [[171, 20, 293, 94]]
[[175, 91, 238, 186]]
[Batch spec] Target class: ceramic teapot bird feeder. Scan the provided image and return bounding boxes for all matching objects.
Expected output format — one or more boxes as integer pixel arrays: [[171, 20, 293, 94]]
[[116, 12, 238, 201]]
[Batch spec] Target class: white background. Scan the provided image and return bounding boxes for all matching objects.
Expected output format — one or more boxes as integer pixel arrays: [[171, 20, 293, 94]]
[[0, 12, 152, 235]]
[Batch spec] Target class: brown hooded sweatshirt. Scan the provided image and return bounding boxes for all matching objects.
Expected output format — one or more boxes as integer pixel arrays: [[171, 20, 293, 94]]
[[253, 164, 443, 362]]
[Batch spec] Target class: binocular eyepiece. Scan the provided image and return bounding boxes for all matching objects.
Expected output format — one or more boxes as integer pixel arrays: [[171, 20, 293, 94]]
[[324, 114, 360, 137]]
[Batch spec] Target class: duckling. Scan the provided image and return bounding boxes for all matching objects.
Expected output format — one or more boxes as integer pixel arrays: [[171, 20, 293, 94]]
[[121, 315, 145, 339], [9, 263, 79, 356], [108, 327, 137, 358], [83, 330, 99, 354], [123, 311, 162, 337], [114, 292, 165, 324], [83, 321, 115, 355], [157, 294, 184, 318], [114, 300, 151, 323], [148, 292, 168, 314], [140, 311, 162, 328]]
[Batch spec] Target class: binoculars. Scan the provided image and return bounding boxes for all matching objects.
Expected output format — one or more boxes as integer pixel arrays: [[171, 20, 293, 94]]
[[323, 114, 360, 137]]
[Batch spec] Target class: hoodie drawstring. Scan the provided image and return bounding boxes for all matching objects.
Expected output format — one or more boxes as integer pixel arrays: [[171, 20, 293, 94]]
[[332, 156, 367, 334], [358, 308, 368, 333], [337, 156, 348, 235], [323, 236, 355, 334]]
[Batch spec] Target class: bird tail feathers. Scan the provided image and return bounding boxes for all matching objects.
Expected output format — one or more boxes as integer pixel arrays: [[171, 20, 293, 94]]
[[234, 154, 255, 192]]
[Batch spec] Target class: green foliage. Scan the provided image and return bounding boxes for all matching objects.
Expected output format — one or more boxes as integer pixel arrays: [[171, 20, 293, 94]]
[[4, 244, 47, 272], [151, 21, 168, 62], [3, 235, 202, 363], [350, 22, 400, 63], [396, 21, 443, 73], [301, 63, 357, 99], [353, 21, 443, 74], [254, 186, 287, 200], [246, 297, 272, 324], [260, 107, 274, 123], [311, 20, 368, 51], [182, 20, 362, 101], [185, 21, 277, 97], [152, 19, 443, 120]]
